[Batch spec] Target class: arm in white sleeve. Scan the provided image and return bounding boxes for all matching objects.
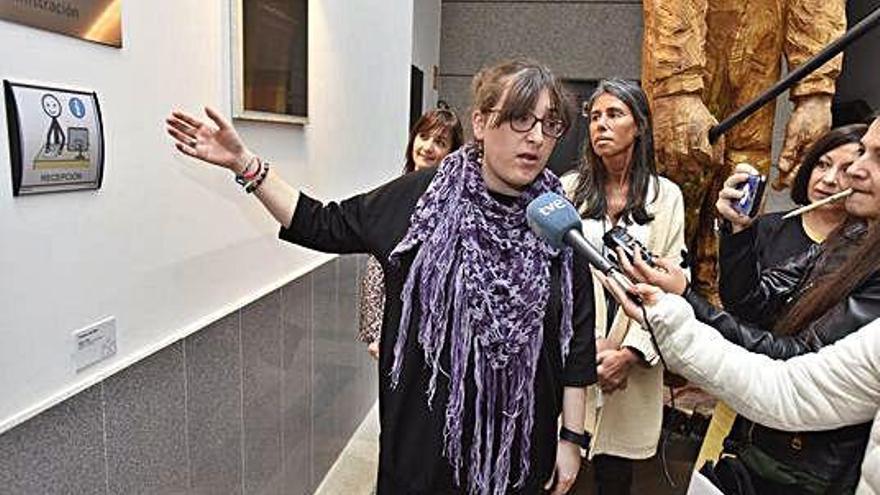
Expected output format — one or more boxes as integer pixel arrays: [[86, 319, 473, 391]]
[[646, 294, 880, 431]]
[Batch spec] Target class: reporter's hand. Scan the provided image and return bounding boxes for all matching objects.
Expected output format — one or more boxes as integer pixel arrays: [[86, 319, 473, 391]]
[[715, 163, 760, 233], [166, 107, 253, 174], [544, 439, 581, 494], [616, 247, 687, 296], [596, 273, 663, 325]]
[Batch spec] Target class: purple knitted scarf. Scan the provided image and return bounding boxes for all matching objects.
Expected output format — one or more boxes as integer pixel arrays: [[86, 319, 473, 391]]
[[389, 143, 574, 494]]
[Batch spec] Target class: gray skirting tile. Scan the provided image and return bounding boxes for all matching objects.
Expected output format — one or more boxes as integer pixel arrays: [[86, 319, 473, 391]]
[[0, 384, 106, 495], [282, 273, 313, 494], [185, 312, 243, 495], [311, 259, 342, 483], [242, 290, 284, 495], [104, 342, 188, 495]]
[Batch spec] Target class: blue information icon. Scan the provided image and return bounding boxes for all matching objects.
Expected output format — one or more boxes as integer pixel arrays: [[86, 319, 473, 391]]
[[69, 97, 86, 119]]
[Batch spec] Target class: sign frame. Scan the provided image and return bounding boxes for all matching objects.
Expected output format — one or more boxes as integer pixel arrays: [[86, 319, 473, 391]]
[[231, 0, 308, 125], [4, 80, 105, 196], [0, 0, 123, 48]]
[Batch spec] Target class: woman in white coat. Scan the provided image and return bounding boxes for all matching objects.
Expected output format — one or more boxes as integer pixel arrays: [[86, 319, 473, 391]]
[[563, 78, 686, 494], [609, 284, 880, 494], [603, 115, 880, 493]]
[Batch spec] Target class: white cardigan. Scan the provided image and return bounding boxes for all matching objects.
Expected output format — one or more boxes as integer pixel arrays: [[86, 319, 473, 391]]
[[561, 173, 687, 459], [647, 294, 880, 494]]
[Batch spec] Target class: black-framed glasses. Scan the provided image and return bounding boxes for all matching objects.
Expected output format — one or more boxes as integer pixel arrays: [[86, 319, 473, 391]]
[[491, 109, 567, 138]]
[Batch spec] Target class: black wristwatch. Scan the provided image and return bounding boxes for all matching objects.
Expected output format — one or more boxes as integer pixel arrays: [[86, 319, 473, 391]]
[[559, 426, 589, 449]]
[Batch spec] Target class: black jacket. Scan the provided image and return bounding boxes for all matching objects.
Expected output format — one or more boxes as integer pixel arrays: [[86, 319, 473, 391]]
[[718, 211, 814, 328], [699, 221, 880, 359], [684, 221, 879, 488]]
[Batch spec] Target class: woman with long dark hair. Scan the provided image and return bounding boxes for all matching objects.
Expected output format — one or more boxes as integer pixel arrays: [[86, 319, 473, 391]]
[[358, 106, 463, 358], [696, 124, 867, 468], [617, 117, 880, 494], [719, 123, 867, 325], [563, 78, 686, 494]]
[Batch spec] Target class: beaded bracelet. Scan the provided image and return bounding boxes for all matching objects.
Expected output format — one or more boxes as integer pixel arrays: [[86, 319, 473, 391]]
[[245, 162, 270, 194], [240, 155, 261, 178], [235, 156, 263, 186]]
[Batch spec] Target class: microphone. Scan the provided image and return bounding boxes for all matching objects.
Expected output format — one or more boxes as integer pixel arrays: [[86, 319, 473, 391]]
[[526, 192, 639, 294], [527, 192, 643, 408]]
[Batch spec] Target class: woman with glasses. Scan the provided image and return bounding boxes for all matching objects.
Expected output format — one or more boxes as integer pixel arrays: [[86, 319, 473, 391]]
[[357, 106, 464, 360], [165, 59, 597, 495], [563, 78, 686, 495]]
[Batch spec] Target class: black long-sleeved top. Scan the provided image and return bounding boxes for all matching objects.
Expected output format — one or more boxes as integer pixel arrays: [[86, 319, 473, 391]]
[[718, 211, 814, 326], [279, 168, 597, 494]]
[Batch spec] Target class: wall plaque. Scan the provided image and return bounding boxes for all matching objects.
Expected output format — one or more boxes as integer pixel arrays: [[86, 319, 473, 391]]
[[4, 80, 105, 195], [232, 0, 307, 124], [0, 0, 122, 47]]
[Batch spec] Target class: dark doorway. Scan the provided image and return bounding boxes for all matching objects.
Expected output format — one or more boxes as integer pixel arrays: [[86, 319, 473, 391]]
[[548, 80, 598, 177], [410, 66, 425, 130], [833, 0, 880, 126]]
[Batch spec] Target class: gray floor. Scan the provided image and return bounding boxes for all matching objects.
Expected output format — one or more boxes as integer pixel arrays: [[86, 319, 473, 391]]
[[314, 403, 380, 495]]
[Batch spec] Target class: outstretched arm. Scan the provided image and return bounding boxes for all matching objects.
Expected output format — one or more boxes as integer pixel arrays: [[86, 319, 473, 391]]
[[602, 281, 880, 432], [646, 294, 880, 431], [166, 107, 299, 228]]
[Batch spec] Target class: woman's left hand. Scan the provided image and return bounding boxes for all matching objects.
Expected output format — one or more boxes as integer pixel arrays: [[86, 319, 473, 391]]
[[166, 107, 252, 174], [544, 439, 581, 494], [596, 348, 638, 393], [367, 340, 380, 360]]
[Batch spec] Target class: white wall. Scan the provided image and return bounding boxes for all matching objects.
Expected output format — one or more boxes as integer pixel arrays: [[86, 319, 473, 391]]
[[0, 0, 413, 432], [411, 0, 441, 110]]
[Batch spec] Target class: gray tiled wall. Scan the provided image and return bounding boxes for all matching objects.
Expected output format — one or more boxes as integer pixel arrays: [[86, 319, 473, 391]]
[[438, 0, 642, 132], [0, 255, 377, 495]]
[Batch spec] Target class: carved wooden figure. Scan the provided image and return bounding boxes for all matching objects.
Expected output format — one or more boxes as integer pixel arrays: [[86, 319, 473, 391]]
[[642, 0, 846, 298]]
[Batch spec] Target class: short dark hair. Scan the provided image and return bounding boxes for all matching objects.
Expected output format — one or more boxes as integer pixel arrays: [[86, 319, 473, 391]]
[[471, 59, 573, 135], [790, 124, 868, 205], [403, 108, 465, 173]]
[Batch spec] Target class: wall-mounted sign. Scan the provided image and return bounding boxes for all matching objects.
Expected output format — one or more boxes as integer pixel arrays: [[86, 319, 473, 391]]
[[0, 0, 122, 48], [4, 81, 104, 196]]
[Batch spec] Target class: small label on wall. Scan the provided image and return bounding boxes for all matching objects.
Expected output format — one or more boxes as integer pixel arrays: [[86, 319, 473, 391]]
[[72, 316, 117, 372]]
